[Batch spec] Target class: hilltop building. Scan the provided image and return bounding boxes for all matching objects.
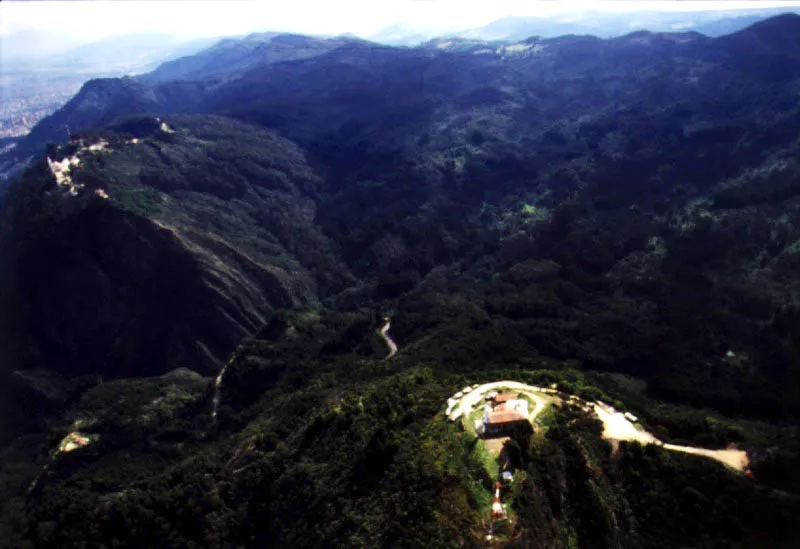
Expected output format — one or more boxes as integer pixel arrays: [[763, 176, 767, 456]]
[[478, 392, 530, 436]]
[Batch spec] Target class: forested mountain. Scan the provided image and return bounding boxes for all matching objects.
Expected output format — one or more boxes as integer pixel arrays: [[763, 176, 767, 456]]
[[138, 33, 361, 84], [2, 14, 800, 547]]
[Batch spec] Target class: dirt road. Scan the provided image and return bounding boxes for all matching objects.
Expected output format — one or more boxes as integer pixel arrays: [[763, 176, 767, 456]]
[[663, 444, 748, 470], [593, 403, 748, 472], [592, 403, 657, 445]]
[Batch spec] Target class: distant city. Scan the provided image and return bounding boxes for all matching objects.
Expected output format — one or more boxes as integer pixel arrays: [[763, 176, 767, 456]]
[[0, 35, 216, 140], [1, 76, 84, 138], [0, 64, 149, 139]]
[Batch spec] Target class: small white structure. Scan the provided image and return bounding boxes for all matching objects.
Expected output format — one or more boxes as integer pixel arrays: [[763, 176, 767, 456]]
[[57, 432, 94, 454], [47, 155, 84, 195], [87, 139, 109, 152], [491, 483, 507, 519], [445, 397, 459, 417], [492, 500, 504, 516], [462, 386, 472, 393], [454, 391, 463, 399], [624, 412, 639, 422]]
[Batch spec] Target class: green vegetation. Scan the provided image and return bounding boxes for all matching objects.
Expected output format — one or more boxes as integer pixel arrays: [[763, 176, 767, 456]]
[[534, 403, 559, 429], [466, 431, 500, 480], [1, 307, 797, 547], [5, 18, 800, 546], [110, 187, 165, 217], [464, 406, 484, 435]]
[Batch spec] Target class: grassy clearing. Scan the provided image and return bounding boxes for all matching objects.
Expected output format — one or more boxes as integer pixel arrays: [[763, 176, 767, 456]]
[[467, 433, 500, 480], [518, 391, 558, 413], [534, 403, 559, 429], [464, 406, 485, 435]]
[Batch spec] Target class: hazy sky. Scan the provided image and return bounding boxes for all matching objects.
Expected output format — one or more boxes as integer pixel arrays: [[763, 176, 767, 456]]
[[3, 0, 800, 44]]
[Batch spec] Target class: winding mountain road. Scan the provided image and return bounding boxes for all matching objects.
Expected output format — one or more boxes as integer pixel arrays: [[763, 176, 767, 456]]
[[380, 317, 398, 360], [211, 365, 228, 422]]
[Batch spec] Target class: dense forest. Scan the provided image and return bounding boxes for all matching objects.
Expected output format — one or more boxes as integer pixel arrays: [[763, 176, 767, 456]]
[[1, 13, 800, 547], [1, 306, 798, 547]]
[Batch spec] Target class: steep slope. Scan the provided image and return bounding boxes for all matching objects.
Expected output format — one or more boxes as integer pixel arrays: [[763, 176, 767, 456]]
[[10, 77, 208, 163], [0, 114, 354, 437], [0, 34, 366, 195], [717, 12, 800, 53], [203, 22, 800, 287]]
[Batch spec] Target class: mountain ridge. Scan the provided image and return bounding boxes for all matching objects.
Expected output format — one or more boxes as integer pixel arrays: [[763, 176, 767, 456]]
[[6, 12, 799, 177], [4, 14, 800, 411], [717, 12, 800, 56]]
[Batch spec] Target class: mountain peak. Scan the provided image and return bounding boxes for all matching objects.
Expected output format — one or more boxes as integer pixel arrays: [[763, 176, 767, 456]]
[[738, 12, 800, 33], [721, 12, 800, 53]]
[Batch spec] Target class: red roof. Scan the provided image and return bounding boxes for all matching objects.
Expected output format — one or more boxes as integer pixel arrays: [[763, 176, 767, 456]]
[[487, 411, 526, 425], [494, 393, 518, 403]]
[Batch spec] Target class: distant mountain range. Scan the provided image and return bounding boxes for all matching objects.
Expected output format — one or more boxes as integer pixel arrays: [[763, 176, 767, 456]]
[[369, 7, 800, 44], [0, 32, 217, 163], [139, 33, 362, 84], [1, 31, 216, 69], [3, 8, 797, 147]]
